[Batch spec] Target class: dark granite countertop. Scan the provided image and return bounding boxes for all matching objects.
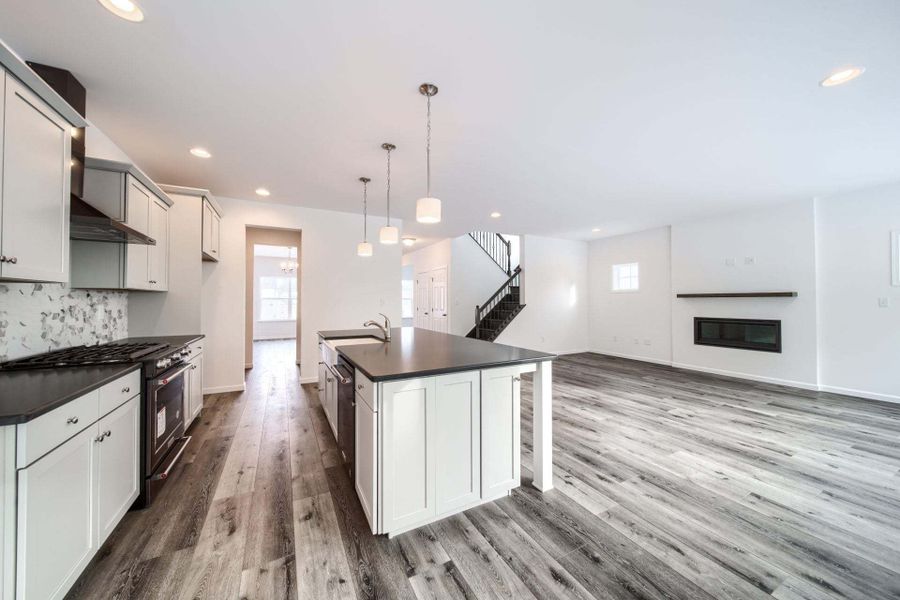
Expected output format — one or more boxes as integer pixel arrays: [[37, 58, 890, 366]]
[[0, 363, 141, 425], [330, 327, 555, 382], [0, 334, 204, 425]]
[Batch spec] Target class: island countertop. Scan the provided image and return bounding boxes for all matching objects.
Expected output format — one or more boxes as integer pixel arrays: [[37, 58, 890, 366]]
[[329, 327, 555, 382]]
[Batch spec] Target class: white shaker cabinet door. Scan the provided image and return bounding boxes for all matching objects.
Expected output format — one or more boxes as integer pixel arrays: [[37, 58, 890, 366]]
[[148, 197, 169, 290], [16, 425, 98, 600], [480, 366, 521, 497], [381, 377, 436, 533], [95, 396, 140, 545], [1, 73, 71, 283], [434, 371, 481, 514], [188, 354, 203, 424], [355, 391, 378, 534]]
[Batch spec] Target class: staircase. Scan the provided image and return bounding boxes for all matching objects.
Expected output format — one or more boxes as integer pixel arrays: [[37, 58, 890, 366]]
[[469, 231, 512, 275], [466, 261, 525, 342]]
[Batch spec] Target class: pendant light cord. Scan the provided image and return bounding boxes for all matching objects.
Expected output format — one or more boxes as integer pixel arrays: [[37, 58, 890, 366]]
[[386, 146, 392, 226], [426, 93, 432, 198], [363, 179, 368, 242]]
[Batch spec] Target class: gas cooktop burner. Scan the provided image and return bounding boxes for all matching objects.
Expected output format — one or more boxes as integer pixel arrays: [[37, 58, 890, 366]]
[[0, 342, 169, 371]]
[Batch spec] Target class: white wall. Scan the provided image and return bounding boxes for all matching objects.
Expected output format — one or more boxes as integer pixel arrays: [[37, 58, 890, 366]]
[[816, 183, 900, 402], [128, 192, 203, 337], [497, 236, 590, 354], [202, 197, 402, 391], [253, 255, 297, 340], [588, 227, 672, 364], [671, 199, 819, 388]]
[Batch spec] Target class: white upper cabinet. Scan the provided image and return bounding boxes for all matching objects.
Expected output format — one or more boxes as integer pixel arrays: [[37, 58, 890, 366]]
[[201, 196, 221, 261], [0, 71, 71, 283], [148, 196, 169, 290]]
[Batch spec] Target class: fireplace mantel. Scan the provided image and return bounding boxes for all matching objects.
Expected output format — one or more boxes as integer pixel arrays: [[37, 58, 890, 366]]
[[676, 292, 798, 298]]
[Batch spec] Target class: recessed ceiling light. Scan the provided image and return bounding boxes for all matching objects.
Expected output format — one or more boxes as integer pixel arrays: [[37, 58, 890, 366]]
[[97, 0, 144, 22], [592, 227, 601, 233], [255, 188, 271, 197], [490, 212, 501, 218], [189, 147, 211, 158], [820, 66, 865, 87], [401, 237, 417, 247]]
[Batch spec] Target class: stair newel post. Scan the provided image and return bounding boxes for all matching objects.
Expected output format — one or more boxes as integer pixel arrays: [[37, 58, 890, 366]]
[[505, 239, 511, 275], [475, 305, 481, 339]]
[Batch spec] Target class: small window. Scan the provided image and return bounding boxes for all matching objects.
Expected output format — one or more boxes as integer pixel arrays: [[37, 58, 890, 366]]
[[612, 262, 639, 292], [892, 230, 900, 287], [401, 279, 414, 319], [259, 275, 297, 321]]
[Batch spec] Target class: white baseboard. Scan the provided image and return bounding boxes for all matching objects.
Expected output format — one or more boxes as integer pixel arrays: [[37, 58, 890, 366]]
[[590, 349, 674, 367], [670, 361, 820, 391], [589, 351, 896, 404], [555, 348, 591, 356], [818, 385, 900, 404], [203, 383, 245, 394]]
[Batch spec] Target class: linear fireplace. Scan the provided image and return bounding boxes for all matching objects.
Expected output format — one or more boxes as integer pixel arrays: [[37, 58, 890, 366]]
[[694, 317, 781, 353]]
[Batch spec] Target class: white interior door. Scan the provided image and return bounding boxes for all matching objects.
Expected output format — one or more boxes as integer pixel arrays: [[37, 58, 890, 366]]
[[429, 267, 449, 333], [415, 273, 431, 329]]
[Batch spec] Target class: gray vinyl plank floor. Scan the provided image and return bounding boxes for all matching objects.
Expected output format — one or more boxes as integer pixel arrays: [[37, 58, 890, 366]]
[[66, 342, 900, 599]]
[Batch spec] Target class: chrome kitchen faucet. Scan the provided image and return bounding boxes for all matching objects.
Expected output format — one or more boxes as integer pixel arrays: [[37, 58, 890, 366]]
[[363, 313, 392, 341]]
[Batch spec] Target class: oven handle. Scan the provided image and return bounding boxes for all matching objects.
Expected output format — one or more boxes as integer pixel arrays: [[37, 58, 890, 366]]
[[149, 436, 191, 481], [323, 361, 351, 385], [155, 363, 191, 387]]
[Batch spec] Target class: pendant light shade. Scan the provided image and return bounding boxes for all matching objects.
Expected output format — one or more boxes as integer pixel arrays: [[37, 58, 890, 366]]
[[357, 176, 373, 258], [416, 83, 441, 224], [379, 143, 399, 244], [416, 197, 441, 224], [379, 226, 399, 245]]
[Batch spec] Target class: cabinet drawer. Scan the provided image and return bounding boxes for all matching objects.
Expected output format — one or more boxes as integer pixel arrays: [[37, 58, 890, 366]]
[[355, 370, 375, 411], [98, 369, 141, 417], [17, 391, 100, 468]]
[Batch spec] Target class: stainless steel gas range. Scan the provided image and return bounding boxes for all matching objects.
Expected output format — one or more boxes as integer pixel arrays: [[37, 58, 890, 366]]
[[0, 338, 198, 507]]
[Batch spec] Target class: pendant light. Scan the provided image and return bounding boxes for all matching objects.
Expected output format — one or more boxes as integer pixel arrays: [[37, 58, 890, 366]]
[[416, 83, 441, 224], [379, 143, 399, 244], [357, 177, 373, 257], [280, 246, 298, 273]]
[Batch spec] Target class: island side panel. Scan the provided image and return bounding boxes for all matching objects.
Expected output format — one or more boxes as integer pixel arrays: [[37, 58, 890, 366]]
[[532, 360, 553, 492]]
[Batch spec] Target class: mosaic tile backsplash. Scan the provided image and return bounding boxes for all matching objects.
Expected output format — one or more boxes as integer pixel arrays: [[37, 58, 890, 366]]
[[0, 283, 128, 361]]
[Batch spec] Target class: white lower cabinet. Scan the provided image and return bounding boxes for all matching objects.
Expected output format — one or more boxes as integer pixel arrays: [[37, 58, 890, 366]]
[[185, 353, 203, 428], [95, 397, 141, 545], [380, 377, 436, 533], [355, 389, 378, 534], [16, 425, 96, 600], [434, 371, 481, 514], [480, 366, 521, 497], [13, 380, 140, 599]]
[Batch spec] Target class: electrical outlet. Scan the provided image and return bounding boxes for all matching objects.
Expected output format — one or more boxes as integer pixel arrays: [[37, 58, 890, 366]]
[[725, 258, 735, 267], [633, 338, 639, 345], [744, 256, 756, 266], [878, 297, 890, 308], [643, 339, 651, 346]]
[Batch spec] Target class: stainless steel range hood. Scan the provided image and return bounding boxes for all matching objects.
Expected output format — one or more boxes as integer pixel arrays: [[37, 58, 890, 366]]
[[70, 196, 156, 245]]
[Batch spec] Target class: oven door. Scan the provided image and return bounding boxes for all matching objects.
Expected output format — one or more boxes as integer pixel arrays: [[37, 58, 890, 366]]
[[147, 362, 189, 473]]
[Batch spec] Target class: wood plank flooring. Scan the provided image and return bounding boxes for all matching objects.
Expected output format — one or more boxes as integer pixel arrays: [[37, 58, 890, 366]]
[[66, 342, 900, 599]]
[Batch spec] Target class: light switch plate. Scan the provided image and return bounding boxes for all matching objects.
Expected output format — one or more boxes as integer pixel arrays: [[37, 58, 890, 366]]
[[725, 258, 735, 267], [744, 256, 756, 266], [878, 297, 890, 308]]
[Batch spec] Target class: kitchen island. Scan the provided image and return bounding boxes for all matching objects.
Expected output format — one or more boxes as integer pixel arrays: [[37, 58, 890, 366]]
[[318, 327, 555, 537]]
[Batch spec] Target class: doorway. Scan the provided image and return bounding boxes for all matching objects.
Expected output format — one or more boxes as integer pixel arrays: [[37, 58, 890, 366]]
[[245, 227, 302, 370], [415, 266, 449, 333]]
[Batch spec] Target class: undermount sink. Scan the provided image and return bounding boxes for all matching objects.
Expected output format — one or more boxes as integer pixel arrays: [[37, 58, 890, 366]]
[[326, 337, 384, 349]]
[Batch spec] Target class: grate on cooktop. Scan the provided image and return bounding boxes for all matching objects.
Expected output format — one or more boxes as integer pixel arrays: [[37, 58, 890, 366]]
[[0, 342, 168, 371]]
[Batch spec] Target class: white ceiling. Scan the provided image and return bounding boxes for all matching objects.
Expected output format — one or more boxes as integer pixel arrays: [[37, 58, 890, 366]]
[[2, 0, 898, 246]]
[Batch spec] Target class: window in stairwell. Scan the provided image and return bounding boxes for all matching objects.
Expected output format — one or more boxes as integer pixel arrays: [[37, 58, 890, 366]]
[[612, 262, 640, 292]]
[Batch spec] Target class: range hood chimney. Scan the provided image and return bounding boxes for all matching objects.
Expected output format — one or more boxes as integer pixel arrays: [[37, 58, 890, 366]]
[[29, 61, 155, 245]]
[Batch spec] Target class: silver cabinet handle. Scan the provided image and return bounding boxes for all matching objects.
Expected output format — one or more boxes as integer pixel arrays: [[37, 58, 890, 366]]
[[104, 430, 111, 438], [326, 377, 334, 383], [0, 256, 5, 263], [513, 376, 521, 382], [122, 387, 130, 394], [95, 434, 105, 443], [7, 257, 17, 264], [67, 416, 79, 424], [357, 384, 364, 390]]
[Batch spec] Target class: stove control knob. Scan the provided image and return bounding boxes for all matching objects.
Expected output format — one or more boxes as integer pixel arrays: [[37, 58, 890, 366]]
[[156, 358, 171, 369]]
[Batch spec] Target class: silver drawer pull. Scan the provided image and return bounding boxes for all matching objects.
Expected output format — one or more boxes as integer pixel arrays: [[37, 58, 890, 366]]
[[66, 416, 79, 425], [122, 386, 130, 394], [95, 434, 105, 443], [513, 377, 521, 382], [7, 257, 17, 264], [104, 430, 111, 438], [357, 384, 364, 390]]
